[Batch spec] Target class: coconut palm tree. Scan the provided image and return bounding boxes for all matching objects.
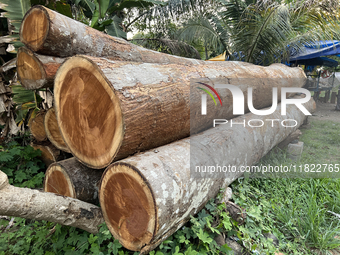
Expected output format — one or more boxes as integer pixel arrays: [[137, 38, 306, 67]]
[[176, 0, 340, 64]]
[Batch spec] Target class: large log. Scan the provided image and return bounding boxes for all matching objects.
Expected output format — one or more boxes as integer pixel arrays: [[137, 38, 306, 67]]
[[17, 47, 65, 89], [44, 157, 103, 204], [44, 107, 70, 153], [54, 56, 306, 168], [20, 5, 197, 65], [99, 98, 316, 252], [0, 170, 104, 233]]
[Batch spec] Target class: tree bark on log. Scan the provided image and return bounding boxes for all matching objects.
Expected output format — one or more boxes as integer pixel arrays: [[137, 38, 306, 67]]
[[29, 110, 47, 141], [0, 170, 104, 233], [44, 108, 70, 153], [17, 47, 65, 89], [20, 5, 199, 65], [31, 142, 61, 167], [99, 98, 316, 252], [54, 56, 306, 169], [44, 157, 103, 204]]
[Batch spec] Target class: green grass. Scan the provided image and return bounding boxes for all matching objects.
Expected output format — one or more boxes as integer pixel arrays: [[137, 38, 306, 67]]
[[231, 119, 340, 254]]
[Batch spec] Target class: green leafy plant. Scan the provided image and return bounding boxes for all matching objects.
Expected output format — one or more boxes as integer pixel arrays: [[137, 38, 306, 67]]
[[0, 139, 45, 188]]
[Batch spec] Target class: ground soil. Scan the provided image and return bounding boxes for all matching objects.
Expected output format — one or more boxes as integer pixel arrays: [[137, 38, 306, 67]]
[[309, 101, 340, 123]]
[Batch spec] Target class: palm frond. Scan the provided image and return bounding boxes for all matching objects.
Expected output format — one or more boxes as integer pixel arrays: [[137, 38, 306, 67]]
[[178, 15, 229, 55], [230, 0, 340, 65]]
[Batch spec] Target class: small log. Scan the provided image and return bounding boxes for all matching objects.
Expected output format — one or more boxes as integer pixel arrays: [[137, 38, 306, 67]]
[[29, 110, 47, 141], [99, 98, 316, 252], [44, 108, 70, 153], [0, 170, 104, 233], [54, 56, 306, 168], [44, 158, 104, 204], [31, 142, 61, 167], [17, 47, 65, 89], [20, 5, 197, 64]]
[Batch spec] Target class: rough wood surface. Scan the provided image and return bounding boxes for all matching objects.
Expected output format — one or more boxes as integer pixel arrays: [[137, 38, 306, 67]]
[[44, 108, 70, 153], [29, 110, 47, 141], [20, 5, 198, 64], [0, 170, 104, 233], [54, 56, 306, 169], [99, 98, 316, 252], [44, 157, 104, 204], [31, 142, 61, 167], [17, 47, 65, 89]]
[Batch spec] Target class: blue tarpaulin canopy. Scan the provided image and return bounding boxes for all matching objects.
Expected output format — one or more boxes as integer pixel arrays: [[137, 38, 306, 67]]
[[290, 40, 340, 61], [228, 41, 340, 67], [290, 57, 338, 67]]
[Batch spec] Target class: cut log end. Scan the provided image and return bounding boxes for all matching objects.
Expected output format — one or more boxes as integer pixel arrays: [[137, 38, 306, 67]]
[[17, 47, 46, 89], [44, 108, 70, 153], [44, 163, 75, 198], [29, 111, 47, 142], [20, 6, 49, 52], [99, 163, 156, 251], [31, 143, 60, 167], [54, 56, 123, 169]]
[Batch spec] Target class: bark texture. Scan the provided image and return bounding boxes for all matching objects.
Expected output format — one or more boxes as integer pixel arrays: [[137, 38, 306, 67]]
[[17, 47, 65, 89], [99, 98, 316, 252], [20, 5, 199, 65], [54, 56, 306, 168], [0, 170, 104, 233], [44, 107, 70, 153], [29, 110, 47, 141], [44, 157, 104, 204]]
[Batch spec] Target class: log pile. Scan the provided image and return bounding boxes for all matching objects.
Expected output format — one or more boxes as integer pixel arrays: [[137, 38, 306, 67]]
[[6, 5, 317, 253], [28, 108, 70, 167]]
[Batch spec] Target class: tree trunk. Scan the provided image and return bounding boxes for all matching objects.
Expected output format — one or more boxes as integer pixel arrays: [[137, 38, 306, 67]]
[[44, 107, 70, 153], [99, 98, 316, 252], [331, 91, 337, 104], [0, 170, 104, 233], [20, 5, 198, 65], [54, 56, 306, 169], [336, 89, 340, 111], [17, 47, 65, 89], [44, 157, 104, 204], [29, 110, 47, 141], [31, 142, 61, 167]]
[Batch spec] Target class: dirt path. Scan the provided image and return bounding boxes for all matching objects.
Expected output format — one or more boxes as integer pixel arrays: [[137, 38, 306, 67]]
[[309, 101, 340, 123]]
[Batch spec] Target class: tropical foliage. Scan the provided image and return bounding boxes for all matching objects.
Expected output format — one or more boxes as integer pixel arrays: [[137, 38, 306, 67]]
[[131, 0, 340, 63]]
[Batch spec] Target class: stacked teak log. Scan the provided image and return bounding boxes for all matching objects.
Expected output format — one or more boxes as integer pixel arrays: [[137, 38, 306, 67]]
[[17, 5, 315, 253]]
